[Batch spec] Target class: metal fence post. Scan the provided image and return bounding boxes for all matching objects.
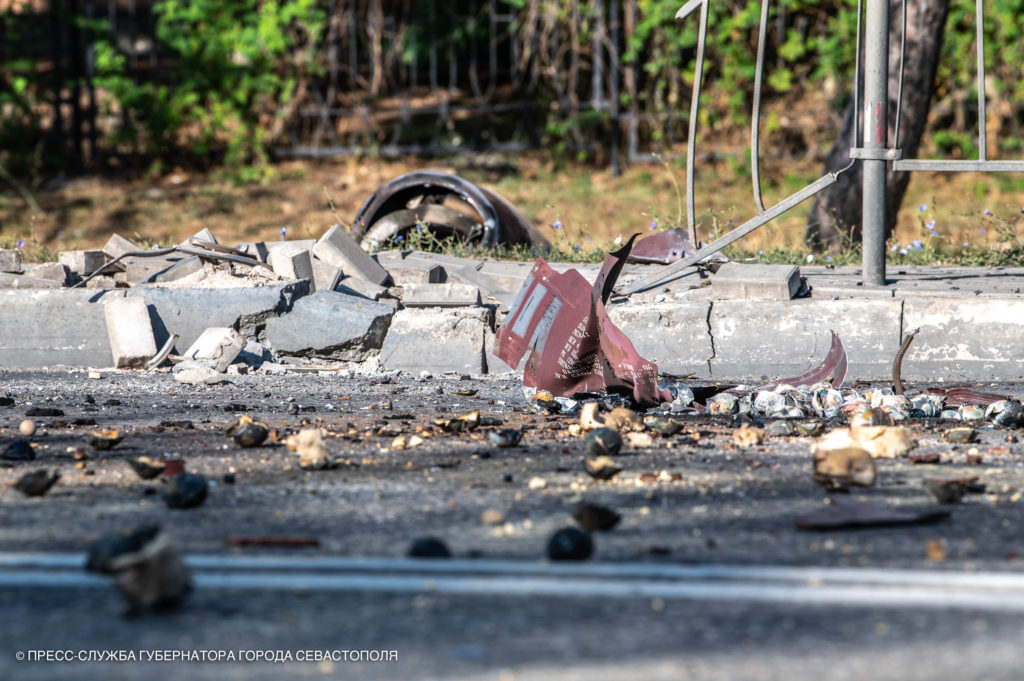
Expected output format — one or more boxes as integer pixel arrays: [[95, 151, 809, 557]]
[[861, 0, 889, 286]]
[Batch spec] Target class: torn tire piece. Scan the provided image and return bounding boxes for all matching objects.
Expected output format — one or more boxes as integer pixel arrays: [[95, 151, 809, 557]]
[[495, 235, 666, 408], [352, 170, 550, 252]]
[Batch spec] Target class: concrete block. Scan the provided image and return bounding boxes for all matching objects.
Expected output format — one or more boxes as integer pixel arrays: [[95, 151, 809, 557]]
[[708, 299, 902, 380], [380, 258, 446, 284], [104, 296, 157, 368], [124, 255, 184, 283], [270, 245, 314, 282], [182, 327, 244, 372], [0, 289, 125, 368], [58, 250, 109, 276], [23, 262, 71, 286], [142, 256, 205, 284], [126, 280, 310, 353], [85, 274, 120, 289], [336, 276, 387, 301], [263, 290, 394, 361], [0, 272, 62, 289], [401, 283, 481, 307], [900, 299, 1024, 381], [313, 224, 390, 286], [606, 301, 715, 378], [239, 242, 270, 263], [265, 239, 316, 256], [102, 234, 142, 267], [450, 265, 511, 298], [379, 307, 493, 374], [711, 263, 801, 300], [311, 258, 342, 293], [0, 249, 22, 273], [183, 228, 218, 246]]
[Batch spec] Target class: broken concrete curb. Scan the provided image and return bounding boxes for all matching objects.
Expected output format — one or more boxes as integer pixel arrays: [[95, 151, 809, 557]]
[[263, 290, 395, 361]]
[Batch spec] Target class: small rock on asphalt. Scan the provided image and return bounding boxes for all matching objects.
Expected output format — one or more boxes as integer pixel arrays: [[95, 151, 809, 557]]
[[408, 537, 452, 558], [585, 427, 623, 457], [2, 438, 35, 461], [13, 469, 60, 497], [547, 527, 594, 561], [572, 503, 621, 532], [162, 473, 209, 509], [18, 419, 36, 437]]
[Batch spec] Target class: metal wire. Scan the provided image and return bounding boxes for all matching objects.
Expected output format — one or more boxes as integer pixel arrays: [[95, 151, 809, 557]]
[[893, 0, 907, 149], [750, 0, 771, 213], [684, 0, 709, 246]]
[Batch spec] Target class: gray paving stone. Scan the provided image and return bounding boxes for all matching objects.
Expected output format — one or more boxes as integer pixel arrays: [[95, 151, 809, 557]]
[[127, 280, 310, 353], [313, 224, 390, 286], [270, 244, 314, 282], [0, 272, 62, 289], [311, 258, 342, 293], [263, 290, 394, 361], [449, 265, 512, 298], [141, 256, 205, 284], [379, 307, 493, 374], [23, 262, 71, 286], [336, 276, 387, 301], [104, 296, 157, 368], [0, 289, 125, 368], [711, 263, 801, 300], [0, 249, 22, 273], [708, 299, 903, 381], [102, 234, 141, 269], [124, 255, 184, 283], [401, 283, 481, 307], [58, 250, 109, 276]]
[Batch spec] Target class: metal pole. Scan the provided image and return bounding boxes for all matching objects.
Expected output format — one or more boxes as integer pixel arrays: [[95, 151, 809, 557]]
[[861, 0, 889, 286]]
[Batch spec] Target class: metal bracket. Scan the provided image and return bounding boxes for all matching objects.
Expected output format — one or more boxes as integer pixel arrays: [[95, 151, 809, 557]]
[[849, 147, 902, 161]]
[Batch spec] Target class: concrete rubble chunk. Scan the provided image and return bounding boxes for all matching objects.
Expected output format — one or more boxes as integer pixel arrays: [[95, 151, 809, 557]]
[[711, 263, 801, 301], [311, 257, 342, 293], [313, 224, 391, 287], [263, 290, 394, 361], [184, 228, 218, 246], [336, 276, 386, 301], [0, 249, 22, 273], [141, 256, 205, 284], [126, 280, 310, 353], [401, 282, 481, 307], [182, 327, 245, 372], [102, 234, 142, 270], [270, 245, 314, 283], [104, 296, 158, 368], [58, 250, 109, 277], [239, 242, 270, 263], [379, 307, 493, 374], [124, 255, 184, 284], [0, 289, 125, 367], [449, 265, 512, 299], [382, 259, 445, 284], [174, 367, 224, 385], [265, 239, 316, 256], [23, 262, 71, 286], [0, 272, 62, 289], [86, 274, 121, 289]]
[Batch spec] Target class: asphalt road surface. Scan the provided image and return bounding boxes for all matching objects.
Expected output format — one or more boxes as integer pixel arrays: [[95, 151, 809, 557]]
[[2, 368, 1024, 680]]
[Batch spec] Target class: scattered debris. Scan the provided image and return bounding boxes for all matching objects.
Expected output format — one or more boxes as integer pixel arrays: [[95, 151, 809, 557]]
[[488, 429, 523, 447], [226, 415, 270, 447], [795, 496, 950, 531], [223, 536, 321, 548], [583, 456, 623, 481], [943, 427, 978, 444], [495, 236, 664, 407], [585, 428, 623, 457], [352, 170, 550, 252], [480, 508, 506, 526], [109, 533, 191, 613], [547, 527, 593, 561], [162, 473, 209, 509], [286, 428, 333, 469], [891, 327, 920, 395], [127, 456, 166, 480], [408, 536, 452, 558], [2, 438, 34, 461], [732, 424, 764, 447], [923, 477, 984, 504], [572, 503, 621, 531], [18, 419, 35, 437], [813, 447, 877, 489], [643, 415, 683, 436], [812, 425, 918, 460], [87, 429, 124, 451], [86, 524, 162, 574], [925, 537, 948, 562], [434, 410, 481, 433], [13, 469, 60, 497], [761, 330, 848, 391], [174, 367, 224, 385], [528, 476, 548, 490], [626, 227, 726, 266]]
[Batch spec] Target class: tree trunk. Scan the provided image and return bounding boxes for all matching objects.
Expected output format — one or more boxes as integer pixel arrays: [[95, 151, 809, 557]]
[[805, 0, 951, 252]]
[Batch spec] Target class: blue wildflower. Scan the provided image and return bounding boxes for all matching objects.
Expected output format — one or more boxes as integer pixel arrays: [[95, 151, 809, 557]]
[[649, 220, 658, 231], [918, 204, 927, 211], [573, 243, 581, 253], [16, 239, 25, 249], [899, 247, 909, 256], [552, 220, 562, 230], [912, 239, 923, 251], [983, 208, 992, 216], [930, 229, 938, 237], [826, 255, 833, 261], [416, 223, 423, 232], [926, 219, 936, 229], [396, 235, 404, 242], [280, 227, 287, 236], [890, 244, 899, 252]]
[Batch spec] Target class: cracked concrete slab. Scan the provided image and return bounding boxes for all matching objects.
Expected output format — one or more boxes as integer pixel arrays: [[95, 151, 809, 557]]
[[708, 299, 902, 381], [380, 307, 494, 374], [262, 290, 394, 361], [606, 302, 714, 378]]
